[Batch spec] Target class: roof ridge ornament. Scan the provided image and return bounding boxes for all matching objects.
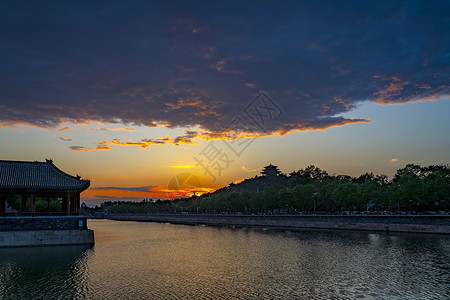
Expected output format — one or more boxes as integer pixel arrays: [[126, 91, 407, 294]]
[[45, 158, 53, 163]]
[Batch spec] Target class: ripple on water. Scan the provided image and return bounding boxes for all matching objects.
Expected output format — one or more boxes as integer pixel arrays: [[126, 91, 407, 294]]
[[0, 220, 448, 299]]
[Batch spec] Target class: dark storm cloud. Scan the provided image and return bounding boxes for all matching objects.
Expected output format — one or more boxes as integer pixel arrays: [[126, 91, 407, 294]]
[[0, 0, 448, 136], [91, 186, 154, 193], [85, 195, 148, 204]]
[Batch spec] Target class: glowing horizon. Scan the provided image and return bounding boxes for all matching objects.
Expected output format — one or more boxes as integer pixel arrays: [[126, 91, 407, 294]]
[[0, 1, 449, 205]]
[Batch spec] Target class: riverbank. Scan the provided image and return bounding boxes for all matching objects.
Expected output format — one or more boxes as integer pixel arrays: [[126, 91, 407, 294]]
[[107, 214, 450, 234], [0, 216, 95, 247]]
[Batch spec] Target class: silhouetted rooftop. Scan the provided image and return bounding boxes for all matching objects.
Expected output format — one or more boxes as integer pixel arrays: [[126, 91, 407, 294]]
[[0, 160, 90, 191]]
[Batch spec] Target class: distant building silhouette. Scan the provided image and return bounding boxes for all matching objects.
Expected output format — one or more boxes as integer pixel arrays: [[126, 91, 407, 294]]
[[261, 164, 281, 177]]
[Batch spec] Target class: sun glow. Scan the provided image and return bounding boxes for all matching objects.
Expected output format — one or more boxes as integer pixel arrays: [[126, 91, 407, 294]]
[[171, 165, 195, 169]]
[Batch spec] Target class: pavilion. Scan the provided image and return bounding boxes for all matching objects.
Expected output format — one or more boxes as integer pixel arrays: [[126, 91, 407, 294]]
[[0, 159, 90, 216], [261, 164, 282, 176]]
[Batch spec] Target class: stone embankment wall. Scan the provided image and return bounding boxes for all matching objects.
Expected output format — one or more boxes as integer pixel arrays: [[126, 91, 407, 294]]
[[0, 229, 94, 247], [109, 214, 450, 234], [0, 216, 88, 231], [0, 216, 94, 247]]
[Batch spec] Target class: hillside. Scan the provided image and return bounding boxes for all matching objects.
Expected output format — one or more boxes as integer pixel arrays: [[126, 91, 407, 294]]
[[87, 163, 449, 215]]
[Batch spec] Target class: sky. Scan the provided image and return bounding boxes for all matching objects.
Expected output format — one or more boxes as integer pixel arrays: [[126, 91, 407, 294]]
[[0, 0, 449, 205]]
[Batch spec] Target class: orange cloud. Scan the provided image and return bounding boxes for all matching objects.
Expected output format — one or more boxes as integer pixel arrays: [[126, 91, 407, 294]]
[[67, 116, 372, 153], [244, 82, 256, 88], [165, 99, 206, 110], [104, 127, 136, 132], [56, 137, 75, 141], [273, 118, 371, 136], [242, 166, 260, 172], [111, 139, 149, 149], [232, 178, 245, 184], [93, 131, 200, 150], [69, 146, 93, 152], [375, 76, 410, 105], [0, 121, 70, 132], [0, 119, 132, 133], [140, 138, 170, 145], [375, 77, 446, 105], [172, 130, 199, 145], [69, 141, 112, 151], [82, 184, 216, 204], [161, 185, 215, 198], [389, 94, 445, 105], [334, 97, 352, 111], [96, 144, 112, 151], [56, 126, 71, 132], [210, 59, 226, 71]]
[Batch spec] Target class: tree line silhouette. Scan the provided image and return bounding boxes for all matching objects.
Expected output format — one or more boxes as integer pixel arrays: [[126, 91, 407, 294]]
[[88, 164, 449, 215]]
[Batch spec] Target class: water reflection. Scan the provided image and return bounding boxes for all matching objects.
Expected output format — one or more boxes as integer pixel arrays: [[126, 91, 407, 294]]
[[0, 245, 92, 299], [0, 220, 448, 299]]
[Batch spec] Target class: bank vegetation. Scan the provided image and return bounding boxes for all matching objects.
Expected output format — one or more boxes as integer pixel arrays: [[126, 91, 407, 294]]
[[85, 164, 449, 215]]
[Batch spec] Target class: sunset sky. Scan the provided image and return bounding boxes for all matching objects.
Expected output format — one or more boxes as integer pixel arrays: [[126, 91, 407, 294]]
[[1, 1, 449, 205]]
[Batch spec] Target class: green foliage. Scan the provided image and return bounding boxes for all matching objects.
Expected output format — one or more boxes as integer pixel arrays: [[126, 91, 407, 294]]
[[91, 164, 449, 214], [331, 182, 362, 210], [5, 195, 22, 211], [392, 173, 424, 205], [292, 184, 316, 211]]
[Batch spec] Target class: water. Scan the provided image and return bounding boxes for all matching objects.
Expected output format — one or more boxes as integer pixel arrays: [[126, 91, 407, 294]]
[[0, 220, 449, 299]]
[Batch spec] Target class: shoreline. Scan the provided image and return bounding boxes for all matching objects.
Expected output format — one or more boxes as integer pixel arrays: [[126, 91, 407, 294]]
[[103, 214, 450, 235], [0, 216, 95, 248]]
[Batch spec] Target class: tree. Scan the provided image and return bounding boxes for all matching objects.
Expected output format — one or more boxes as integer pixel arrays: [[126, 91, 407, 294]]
[[278, 187, 293, 210], [250, 192, 265, 211], [331, 183, 362, 211], [293, 184, 316, 211], [239, 191, 252, 212], [303, 165, 329, 181], [391, 173, 424, 210], [227, 191, 243, 212], [360, 179, 388, 210], [423, 168, 449, 208], [393, 164, 424, 181], [262, 184, 282, 211], [355, 172, 375, 183]]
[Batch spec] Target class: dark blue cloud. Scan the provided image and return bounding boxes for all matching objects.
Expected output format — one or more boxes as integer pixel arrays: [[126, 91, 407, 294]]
[[0, 0, 448, 135], [91, 186, 154, 192]]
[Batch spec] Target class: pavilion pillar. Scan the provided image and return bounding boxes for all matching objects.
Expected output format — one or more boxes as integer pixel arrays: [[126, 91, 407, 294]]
[[66, 193, 71, 215], [30, 193, 35, 215], [61, 197, 66, 214], [0, 195, 4, 215], [21, 194, 27, 215], [75, 193, 80, 214]]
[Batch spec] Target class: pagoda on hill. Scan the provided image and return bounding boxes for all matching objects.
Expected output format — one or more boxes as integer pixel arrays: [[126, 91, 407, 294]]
[[261, 164, 281, 177]]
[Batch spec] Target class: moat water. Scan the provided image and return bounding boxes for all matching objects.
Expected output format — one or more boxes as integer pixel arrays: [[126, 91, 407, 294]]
[[0, 220, 449, 299]]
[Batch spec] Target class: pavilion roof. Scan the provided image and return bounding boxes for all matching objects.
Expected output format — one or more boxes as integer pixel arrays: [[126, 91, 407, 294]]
[[0, 160, 90, 192]]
